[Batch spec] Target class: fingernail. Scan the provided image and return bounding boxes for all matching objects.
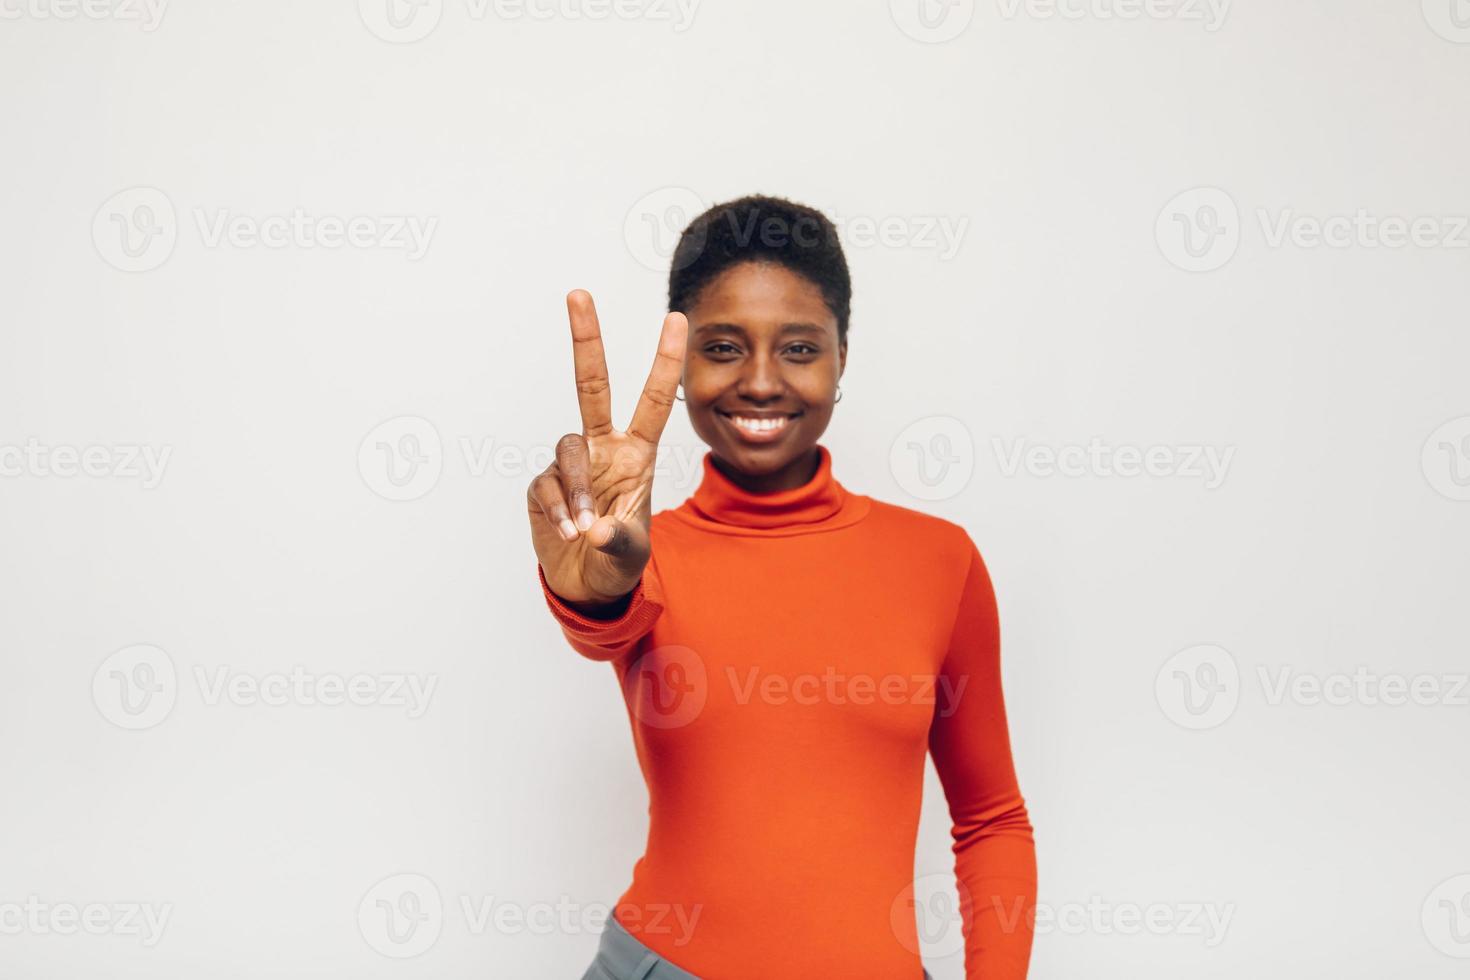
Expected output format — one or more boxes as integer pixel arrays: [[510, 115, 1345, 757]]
[[559, 519, 579, 540], [576, 510, 595, 531]]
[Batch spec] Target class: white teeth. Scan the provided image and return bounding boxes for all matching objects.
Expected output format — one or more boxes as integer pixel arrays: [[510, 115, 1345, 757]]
[[729, 415, 788, 433]]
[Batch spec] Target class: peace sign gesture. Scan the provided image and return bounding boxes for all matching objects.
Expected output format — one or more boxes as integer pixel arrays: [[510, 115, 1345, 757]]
[[528, 290, 689, 614]]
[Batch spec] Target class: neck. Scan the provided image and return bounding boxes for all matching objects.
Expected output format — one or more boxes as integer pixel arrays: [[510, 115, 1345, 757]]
[[709, 446, 822, 495], [678, 442, 870, 534]]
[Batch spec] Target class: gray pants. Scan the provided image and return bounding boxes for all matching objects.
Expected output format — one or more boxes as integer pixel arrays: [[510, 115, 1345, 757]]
[[580, 917, 934, 979]]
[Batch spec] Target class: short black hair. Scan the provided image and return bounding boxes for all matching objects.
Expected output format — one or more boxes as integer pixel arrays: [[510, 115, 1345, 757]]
[[667, 194, 851, 344]]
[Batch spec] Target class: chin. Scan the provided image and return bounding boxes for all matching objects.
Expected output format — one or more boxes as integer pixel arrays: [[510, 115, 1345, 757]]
[[718, 440, 808, 472]]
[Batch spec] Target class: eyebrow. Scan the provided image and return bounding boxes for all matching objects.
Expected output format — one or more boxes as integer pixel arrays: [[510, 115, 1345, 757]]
[[694, 321, 829, 338]]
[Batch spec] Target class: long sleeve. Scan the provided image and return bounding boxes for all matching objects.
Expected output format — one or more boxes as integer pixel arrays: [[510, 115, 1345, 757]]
[[536, 556, 665, 663], [927, 538, 1037, 980]]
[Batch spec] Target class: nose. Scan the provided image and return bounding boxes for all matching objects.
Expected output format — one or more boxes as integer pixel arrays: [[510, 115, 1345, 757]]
[[735, 351, 786, 403]]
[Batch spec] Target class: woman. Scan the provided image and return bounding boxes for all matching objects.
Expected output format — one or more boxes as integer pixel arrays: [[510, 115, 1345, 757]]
[[527, 196, 1037, 979]]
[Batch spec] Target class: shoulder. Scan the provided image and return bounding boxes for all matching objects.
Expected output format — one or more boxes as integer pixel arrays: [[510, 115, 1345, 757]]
[[860, 494, 983, 568], [859, 496, 999, 631]]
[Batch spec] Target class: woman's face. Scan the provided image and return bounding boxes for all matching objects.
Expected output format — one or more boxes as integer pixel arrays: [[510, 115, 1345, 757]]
[[681, 260, 846, 483]]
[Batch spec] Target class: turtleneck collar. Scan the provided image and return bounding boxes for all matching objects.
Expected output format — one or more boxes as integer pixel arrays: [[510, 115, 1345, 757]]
[[670, 443, 871, 536]]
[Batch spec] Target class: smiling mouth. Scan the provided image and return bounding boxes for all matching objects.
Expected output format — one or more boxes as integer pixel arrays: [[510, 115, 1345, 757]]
[[716, 409, 802, 440]]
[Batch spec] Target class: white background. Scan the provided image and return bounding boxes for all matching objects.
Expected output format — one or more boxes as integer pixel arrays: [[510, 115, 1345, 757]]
[[2, 1, 1468, 977]]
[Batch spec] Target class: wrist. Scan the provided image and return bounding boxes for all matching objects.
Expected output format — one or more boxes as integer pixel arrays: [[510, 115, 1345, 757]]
[[562, 589, 635, 620]]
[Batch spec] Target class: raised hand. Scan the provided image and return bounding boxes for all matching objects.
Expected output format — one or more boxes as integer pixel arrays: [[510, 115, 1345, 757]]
[[527, 290, 688, 611]]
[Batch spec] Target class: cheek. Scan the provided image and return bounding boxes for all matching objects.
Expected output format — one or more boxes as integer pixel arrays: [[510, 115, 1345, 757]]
[[793, 366, 841, 400], [681, 369, 726, 400]]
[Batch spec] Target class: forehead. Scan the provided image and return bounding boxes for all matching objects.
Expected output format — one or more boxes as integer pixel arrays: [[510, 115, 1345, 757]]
[[687, 262, 836, 333]]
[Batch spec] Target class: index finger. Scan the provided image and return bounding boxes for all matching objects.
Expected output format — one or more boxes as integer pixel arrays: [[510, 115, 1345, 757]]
[[626, 311, 689, 448], [566, 289, 613, 437]]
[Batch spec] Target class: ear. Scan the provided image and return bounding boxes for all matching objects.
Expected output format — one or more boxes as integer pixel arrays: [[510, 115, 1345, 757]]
[[838, 338, 847, 377]]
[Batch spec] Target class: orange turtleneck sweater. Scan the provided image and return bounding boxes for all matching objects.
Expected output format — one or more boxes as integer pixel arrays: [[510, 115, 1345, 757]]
[[536, 443, 1036, 979]]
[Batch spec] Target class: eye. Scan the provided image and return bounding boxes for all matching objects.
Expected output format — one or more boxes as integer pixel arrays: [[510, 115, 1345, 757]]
[[704, 342, 740, 356], [786, 343, 819, 356]]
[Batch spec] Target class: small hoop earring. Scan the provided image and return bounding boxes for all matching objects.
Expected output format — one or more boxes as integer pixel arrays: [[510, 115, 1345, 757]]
[[674, 383, 685, 402], [834, 386, 843, 404]]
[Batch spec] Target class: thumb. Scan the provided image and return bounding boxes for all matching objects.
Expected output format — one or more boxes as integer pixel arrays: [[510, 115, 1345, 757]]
[[587, 514, 642, 568]]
